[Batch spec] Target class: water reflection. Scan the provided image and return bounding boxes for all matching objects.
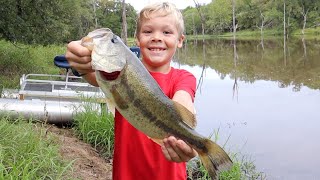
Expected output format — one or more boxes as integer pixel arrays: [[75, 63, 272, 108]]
[[175, 38, 320, 91], [174, 38, 320, 179]]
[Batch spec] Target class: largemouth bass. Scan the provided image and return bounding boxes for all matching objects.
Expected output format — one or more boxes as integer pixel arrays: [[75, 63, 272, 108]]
[[81, 28, 233, 179]]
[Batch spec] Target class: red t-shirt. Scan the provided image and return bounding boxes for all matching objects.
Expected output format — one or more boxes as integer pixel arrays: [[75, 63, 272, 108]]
[[112, 67, 196, 180]]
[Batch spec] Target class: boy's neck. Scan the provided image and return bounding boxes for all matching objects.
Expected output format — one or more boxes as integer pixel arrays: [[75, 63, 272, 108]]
[[142, 61, 171, 74]]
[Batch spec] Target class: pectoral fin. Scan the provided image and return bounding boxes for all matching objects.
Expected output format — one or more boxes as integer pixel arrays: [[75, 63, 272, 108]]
[[97, 97, 115, 117], [105, 98, 115, 117], [172, 101, 197, 129]]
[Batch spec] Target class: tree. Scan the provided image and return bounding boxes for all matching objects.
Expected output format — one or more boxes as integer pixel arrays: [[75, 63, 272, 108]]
[[96, 0, 137, 38], [206, 0, 232, 33], [192, 0, 206, 37], [0, 0, 97, 44], [0, 0, 138, 45], [295, 0, 320, 35], [183, 7, 201, 36], [121, 0, 127, 45], [236, 0, 260, 30]]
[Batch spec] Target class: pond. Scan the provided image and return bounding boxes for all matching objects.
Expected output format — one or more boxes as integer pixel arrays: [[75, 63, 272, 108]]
[[174, 37, 320, 179]]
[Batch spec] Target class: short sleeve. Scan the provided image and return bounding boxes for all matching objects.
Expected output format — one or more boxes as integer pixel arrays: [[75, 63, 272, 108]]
[[172, 69, 196, 102]]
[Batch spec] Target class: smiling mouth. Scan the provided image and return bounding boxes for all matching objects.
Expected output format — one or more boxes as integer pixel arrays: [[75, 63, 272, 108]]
[[148, 48, 166, 51]]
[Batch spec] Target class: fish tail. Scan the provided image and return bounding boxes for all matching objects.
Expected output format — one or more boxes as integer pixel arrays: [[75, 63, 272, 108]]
[[198, 139, 233, 180]]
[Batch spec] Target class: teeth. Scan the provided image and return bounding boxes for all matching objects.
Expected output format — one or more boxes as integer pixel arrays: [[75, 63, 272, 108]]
[[150, 48, 164, 51]]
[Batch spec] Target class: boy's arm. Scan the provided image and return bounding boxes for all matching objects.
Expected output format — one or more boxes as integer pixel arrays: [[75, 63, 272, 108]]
[[172, 90, 195, 114], [161, 90, 198, 163], [81, 73, 98, 87]]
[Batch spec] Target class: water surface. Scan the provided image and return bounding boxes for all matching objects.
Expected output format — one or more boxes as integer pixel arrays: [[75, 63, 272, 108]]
[[174, 38, 320, 179]]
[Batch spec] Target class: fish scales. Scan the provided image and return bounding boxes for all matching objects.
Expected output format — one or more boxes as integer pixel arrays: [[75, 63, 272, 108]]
[[82, 28, 233, 180], [110, 58, 207, 148]]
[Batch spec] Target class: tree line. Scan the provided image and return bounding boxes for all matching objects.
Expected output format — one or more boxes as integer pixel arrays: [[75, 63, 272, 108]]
[[0, 0, 319, 45], [0, 0, 137, 45], [184, 0, 320, 36]]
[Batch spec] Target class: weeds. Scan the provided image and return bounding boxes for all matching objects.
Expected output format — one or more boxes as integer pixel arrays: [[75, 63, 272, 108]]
[[187, 153, 265, 180], [0, 40, 65, 88], [0, 117, 72, 179], [187, 129, 265, 180], [72, 100, 115, 158]]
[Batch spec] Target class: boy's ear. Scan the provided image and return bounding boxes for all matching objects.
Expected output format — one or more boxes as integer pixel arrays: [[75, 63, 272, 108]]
[[177, 34, 185, 48]]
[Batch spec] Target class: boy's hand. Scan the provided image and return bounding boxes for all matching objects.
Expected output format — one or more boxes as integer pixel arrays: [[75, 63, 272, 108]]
[[65, 40, 94, 75], [161, 136, 198, 163], [66, 40, 98, 86]]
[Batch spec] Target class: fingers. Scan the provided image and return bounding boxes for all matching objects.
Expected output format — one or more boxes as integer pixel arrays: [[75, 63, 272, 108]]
[[65, 40, 94, 74], [162, 137, 183, 162], [66, 50, 92, 64], [66, 41, 91, 64], [161, 136, 197, 163], [67, 40, 91, 57]]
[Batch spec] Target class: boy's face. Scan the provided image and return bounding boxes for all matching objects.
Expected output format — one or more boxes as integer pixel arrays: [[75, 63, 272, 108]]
[[136, 14, 184, 72]]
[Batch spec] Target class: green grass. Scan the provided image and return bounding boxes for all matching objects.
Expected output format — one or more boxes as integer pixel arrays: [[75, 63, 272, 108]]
[[0, 117, 73, 179], [0, 40, 65, 88], [185, 28, 320, 41], [291, 28, 320, 39], [187, 152, 264, 180], [221, 29, 283, 37], [185, 29, 283, 41], [187, 159, 242, 179], [187, 129, 265, 179], [72, 100, 115, 158]]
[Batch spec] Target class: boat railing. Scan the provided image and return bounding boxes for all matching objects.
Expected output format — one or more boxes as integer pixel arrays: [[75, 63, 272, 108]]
[[18, 73, 104, 101]]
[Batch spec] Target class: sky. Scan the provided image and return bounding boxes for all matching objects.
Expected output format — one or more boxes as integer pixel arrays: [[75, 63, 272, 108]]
[[125, 0, 212, 12]]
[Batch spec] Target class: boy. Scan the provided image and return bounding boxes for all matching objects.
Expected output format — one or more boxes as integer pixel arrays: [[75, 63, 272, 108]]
[[66, 2, 197, 179]]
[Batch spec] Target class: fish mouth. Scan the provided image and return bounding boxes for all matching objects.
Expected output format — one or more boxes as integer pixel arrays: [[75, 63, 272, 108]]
[[98, 71, 121, 81]]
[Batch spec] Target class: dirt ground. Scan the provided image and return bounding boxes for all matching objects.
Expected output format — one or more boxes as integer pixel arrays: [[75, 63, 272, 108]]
[[45, 124, 113, 180]]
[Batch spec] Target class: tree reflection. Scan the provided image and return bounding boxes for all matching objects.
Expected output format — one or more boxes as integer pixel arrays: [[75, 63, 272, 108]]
[[196, 39, 207, 93], [301, 36, 308, 65], [232, 36, 239, 101], [283, 33, 287, 67], [232, 0, 239, 101], [177, 37, 320, 92]]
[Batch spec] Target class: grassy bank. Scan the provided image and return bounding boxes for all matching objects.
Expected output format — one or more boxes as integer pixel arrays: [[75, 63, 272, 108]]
[[0, 40, 65, 88], [0, 118, 72, 179], [291, 28, 320, 36], [73, 101, 115, 158], [185, 28, 320, 40]]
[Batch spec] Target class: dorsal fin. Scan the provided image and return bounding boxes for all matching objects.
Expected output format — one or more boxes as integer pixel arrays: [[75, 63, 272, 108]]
[[81, 36, 94, 51], [172, 101, 197, 129]]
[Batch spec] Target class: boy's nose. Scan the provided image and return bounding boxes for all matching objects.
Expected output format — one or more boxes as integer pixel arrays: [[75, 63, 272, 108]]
[[151, 32, 162, 42]]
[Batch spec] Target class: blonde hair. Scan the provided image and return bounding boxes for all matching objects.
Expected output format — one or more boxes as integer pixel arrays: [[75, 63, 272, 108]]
[[135, 2, 185, 38]]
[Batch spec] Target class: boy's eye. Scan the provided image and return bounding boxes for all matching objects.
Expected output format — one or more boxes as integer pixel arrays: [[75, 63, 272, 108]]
[[143, 30, 151, 33], [163, 31, 171, 34]]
